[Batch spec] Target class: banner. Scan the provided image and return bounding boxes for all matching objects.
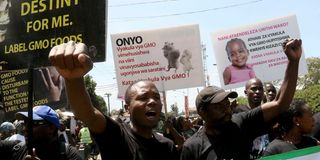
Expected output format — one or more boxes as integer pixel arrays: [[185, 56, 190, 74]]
[[0, 0, 106, 70], [211, 15, 307, 89], [260, 146, 320, 160], [0, 67, 67, 120], [111, 24, 205, 97]]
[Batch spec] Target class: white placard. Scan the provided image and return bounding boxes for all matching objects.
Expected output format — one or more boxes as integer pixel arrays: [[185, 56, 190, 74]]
[[111, 24, 205, 97], [211, 15, 307, 89]]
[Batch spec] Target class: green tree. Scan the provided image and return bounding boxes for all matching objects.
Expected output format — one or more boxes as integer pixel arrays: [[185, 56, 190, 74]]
[[298, 57, 320, 89], [295, 84, 320, 112], [236, 96, 248, 106], [84, 75, 107, 115]]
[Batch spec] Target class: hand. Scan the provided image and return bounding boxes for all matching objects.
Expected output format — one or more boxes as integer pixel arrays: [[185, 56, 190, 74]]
[[165, 118, 174, 129], [39, 67, 64, 102], [282, 38, 302, 62], [25, 148, 40, 160], [48, 41, 93, 79]]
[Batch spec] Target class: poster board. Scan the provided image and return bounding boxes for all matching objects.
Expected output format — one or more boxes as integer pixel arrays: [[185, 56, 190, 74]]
[[211, 15, 307, 89], [111, 24, 205, 97], [260, 146, 320, 160], [0, 67, 67, 120], [0, 0, 106, 70]]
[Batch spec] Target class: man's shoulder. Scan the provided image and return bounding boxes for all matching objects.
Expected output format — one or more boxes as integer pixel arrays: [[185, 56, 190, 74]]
[[153, 132, 175, 145], [183, 127, 205, 147]]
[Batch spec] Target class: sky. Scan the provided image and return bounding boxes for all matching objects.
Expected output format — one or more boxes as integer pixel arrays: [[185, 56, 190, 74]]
[[89, 0, 320, 113]]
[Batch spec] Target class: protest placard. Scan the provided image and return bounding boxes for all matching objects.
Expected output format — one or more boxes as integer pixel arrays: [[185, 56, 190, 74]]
[[111, 24, 205, 97], [0, 67, 67, 120], [0, 0, 106, 70], [211, 15, 307, 89]]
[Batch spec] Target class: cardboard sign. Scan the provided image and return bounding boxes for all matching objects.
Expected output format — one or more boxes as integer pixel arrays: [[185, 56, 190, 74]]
[[211, 15, 307, 89], [111, 24, 205, 97], [0, 67, 67, 120], [261, 146, 320, 160], [0, 0, 106, 70]]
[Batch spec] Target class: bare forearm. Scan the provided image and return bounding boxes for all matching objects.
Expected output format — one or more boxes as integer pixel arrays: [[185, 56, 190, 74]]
[[263, 61, 299, 121], [276, 61, 299, 109], [65, 78, 106, 133]]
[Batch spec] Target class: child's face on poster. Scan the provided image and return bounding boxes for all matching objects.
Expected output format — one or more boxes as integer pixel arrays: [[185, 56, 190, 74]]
[[0, 0, 11, 43], [229, 41, 249, 68]]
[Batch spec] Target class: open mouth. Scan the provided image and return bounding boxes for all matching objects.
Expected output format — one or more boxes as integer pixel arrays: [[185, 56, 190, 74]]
[[145, 111, 157, 117]]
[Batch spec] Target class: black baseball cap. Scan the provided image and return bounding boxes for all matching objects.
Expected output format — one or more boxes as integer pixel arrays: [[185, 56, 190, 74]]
[[196, 86, 238, 112]]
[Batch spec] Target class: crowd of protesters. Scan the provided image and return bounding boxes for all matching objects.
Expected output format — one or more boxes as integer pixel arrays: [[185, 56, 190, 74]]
[[1, 38, 320, 160]]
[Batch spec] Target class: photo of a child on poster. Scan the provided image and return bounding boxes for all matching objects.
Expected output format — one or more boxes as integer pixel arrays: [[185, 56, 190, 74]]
[[211, 15, 308, 89], [223, 38, 255, 85]]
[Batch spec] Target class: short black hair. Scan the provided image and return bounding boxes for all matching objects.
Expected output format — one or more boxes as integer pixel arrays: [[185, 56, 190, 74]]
[[124, 80, 154, 105], [225, 38, 249, 62], [277, 98, 307, 134]]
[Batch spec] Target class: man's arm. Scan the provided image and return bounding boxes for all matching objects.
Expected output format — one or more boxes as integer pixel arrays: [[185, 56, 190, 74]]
[[261, 39, 302, 122], [48, 41, 106, 133]]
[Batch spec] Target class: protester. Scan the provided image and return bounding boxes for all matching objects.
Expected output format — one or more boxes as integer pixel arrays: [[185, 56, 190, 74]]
[[49, 41, 178, 160], [180, 39, 302, 160], [263, 82, 277, 103], [78, 124, 93, 159], [263, 99, 319, 156], [8, 120, 25, 143], [233, 78, 264, 113], [223, 38, 255, 85], [115, 108, 130, 125], [176, 116, 196, 139], [0, 105, 82, 160], [242, 78, 271, 158], [311, 112, 320, 141], [0, 121, 16, 140], [59, 119, 76, 146], [163, 116, 185, 151]]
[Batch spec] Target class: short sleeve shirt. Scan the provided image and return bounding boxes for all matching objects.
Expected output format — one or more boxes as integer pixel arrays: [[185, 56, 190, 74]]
[[263, 136, 318, 156], [91, 117, 178, 160]]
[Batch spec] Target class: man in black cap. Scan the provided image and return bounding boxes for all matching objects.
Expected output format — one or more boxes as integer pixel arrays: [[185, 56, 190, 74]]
[[180, 38, 302, 160]]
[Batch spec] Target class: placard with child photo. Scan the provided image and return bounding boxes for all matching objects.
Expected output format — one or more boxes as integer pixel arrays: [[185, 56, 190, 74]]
[[211, 15, 308, 89]]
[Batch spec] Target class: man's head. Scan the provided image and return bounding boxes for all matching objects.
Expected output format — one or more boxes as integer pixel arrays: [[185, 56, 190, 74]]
[[196, 86, 237, 128], [264, 82, 277, 102], [0, 0, 11, 42], [16, 105, 60, 144], [0, 121, 15, 139], [124, 80, 162, 129], [244, 78, 264, 108]]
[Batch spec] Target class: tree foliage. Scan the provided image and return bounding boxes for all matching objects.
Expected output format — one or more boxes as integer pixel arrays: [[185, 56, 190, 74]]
[[298, 57, 320, 89], [236, 96, 248, 106], [295, 84, 320, 112], [84, 75, 107, 115]]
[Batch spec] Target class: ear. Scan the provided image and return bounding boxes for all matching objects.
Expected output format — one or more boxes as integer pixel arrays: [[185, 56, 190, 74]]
[[293, 116, 301, 127], [198, 110, 206, 121], [124, 104, 129, 111]]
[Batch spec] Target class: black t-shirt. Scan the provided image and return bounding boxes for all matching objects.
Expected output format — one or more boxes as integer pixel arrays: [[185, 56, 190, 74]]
[[181, 106, 268, 160], [263, 136, 318, 156], [91, 117, 178, 160], [0, 140, 19, 160], [207, 121, 249, 159], [0, 140, 81, 160]]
